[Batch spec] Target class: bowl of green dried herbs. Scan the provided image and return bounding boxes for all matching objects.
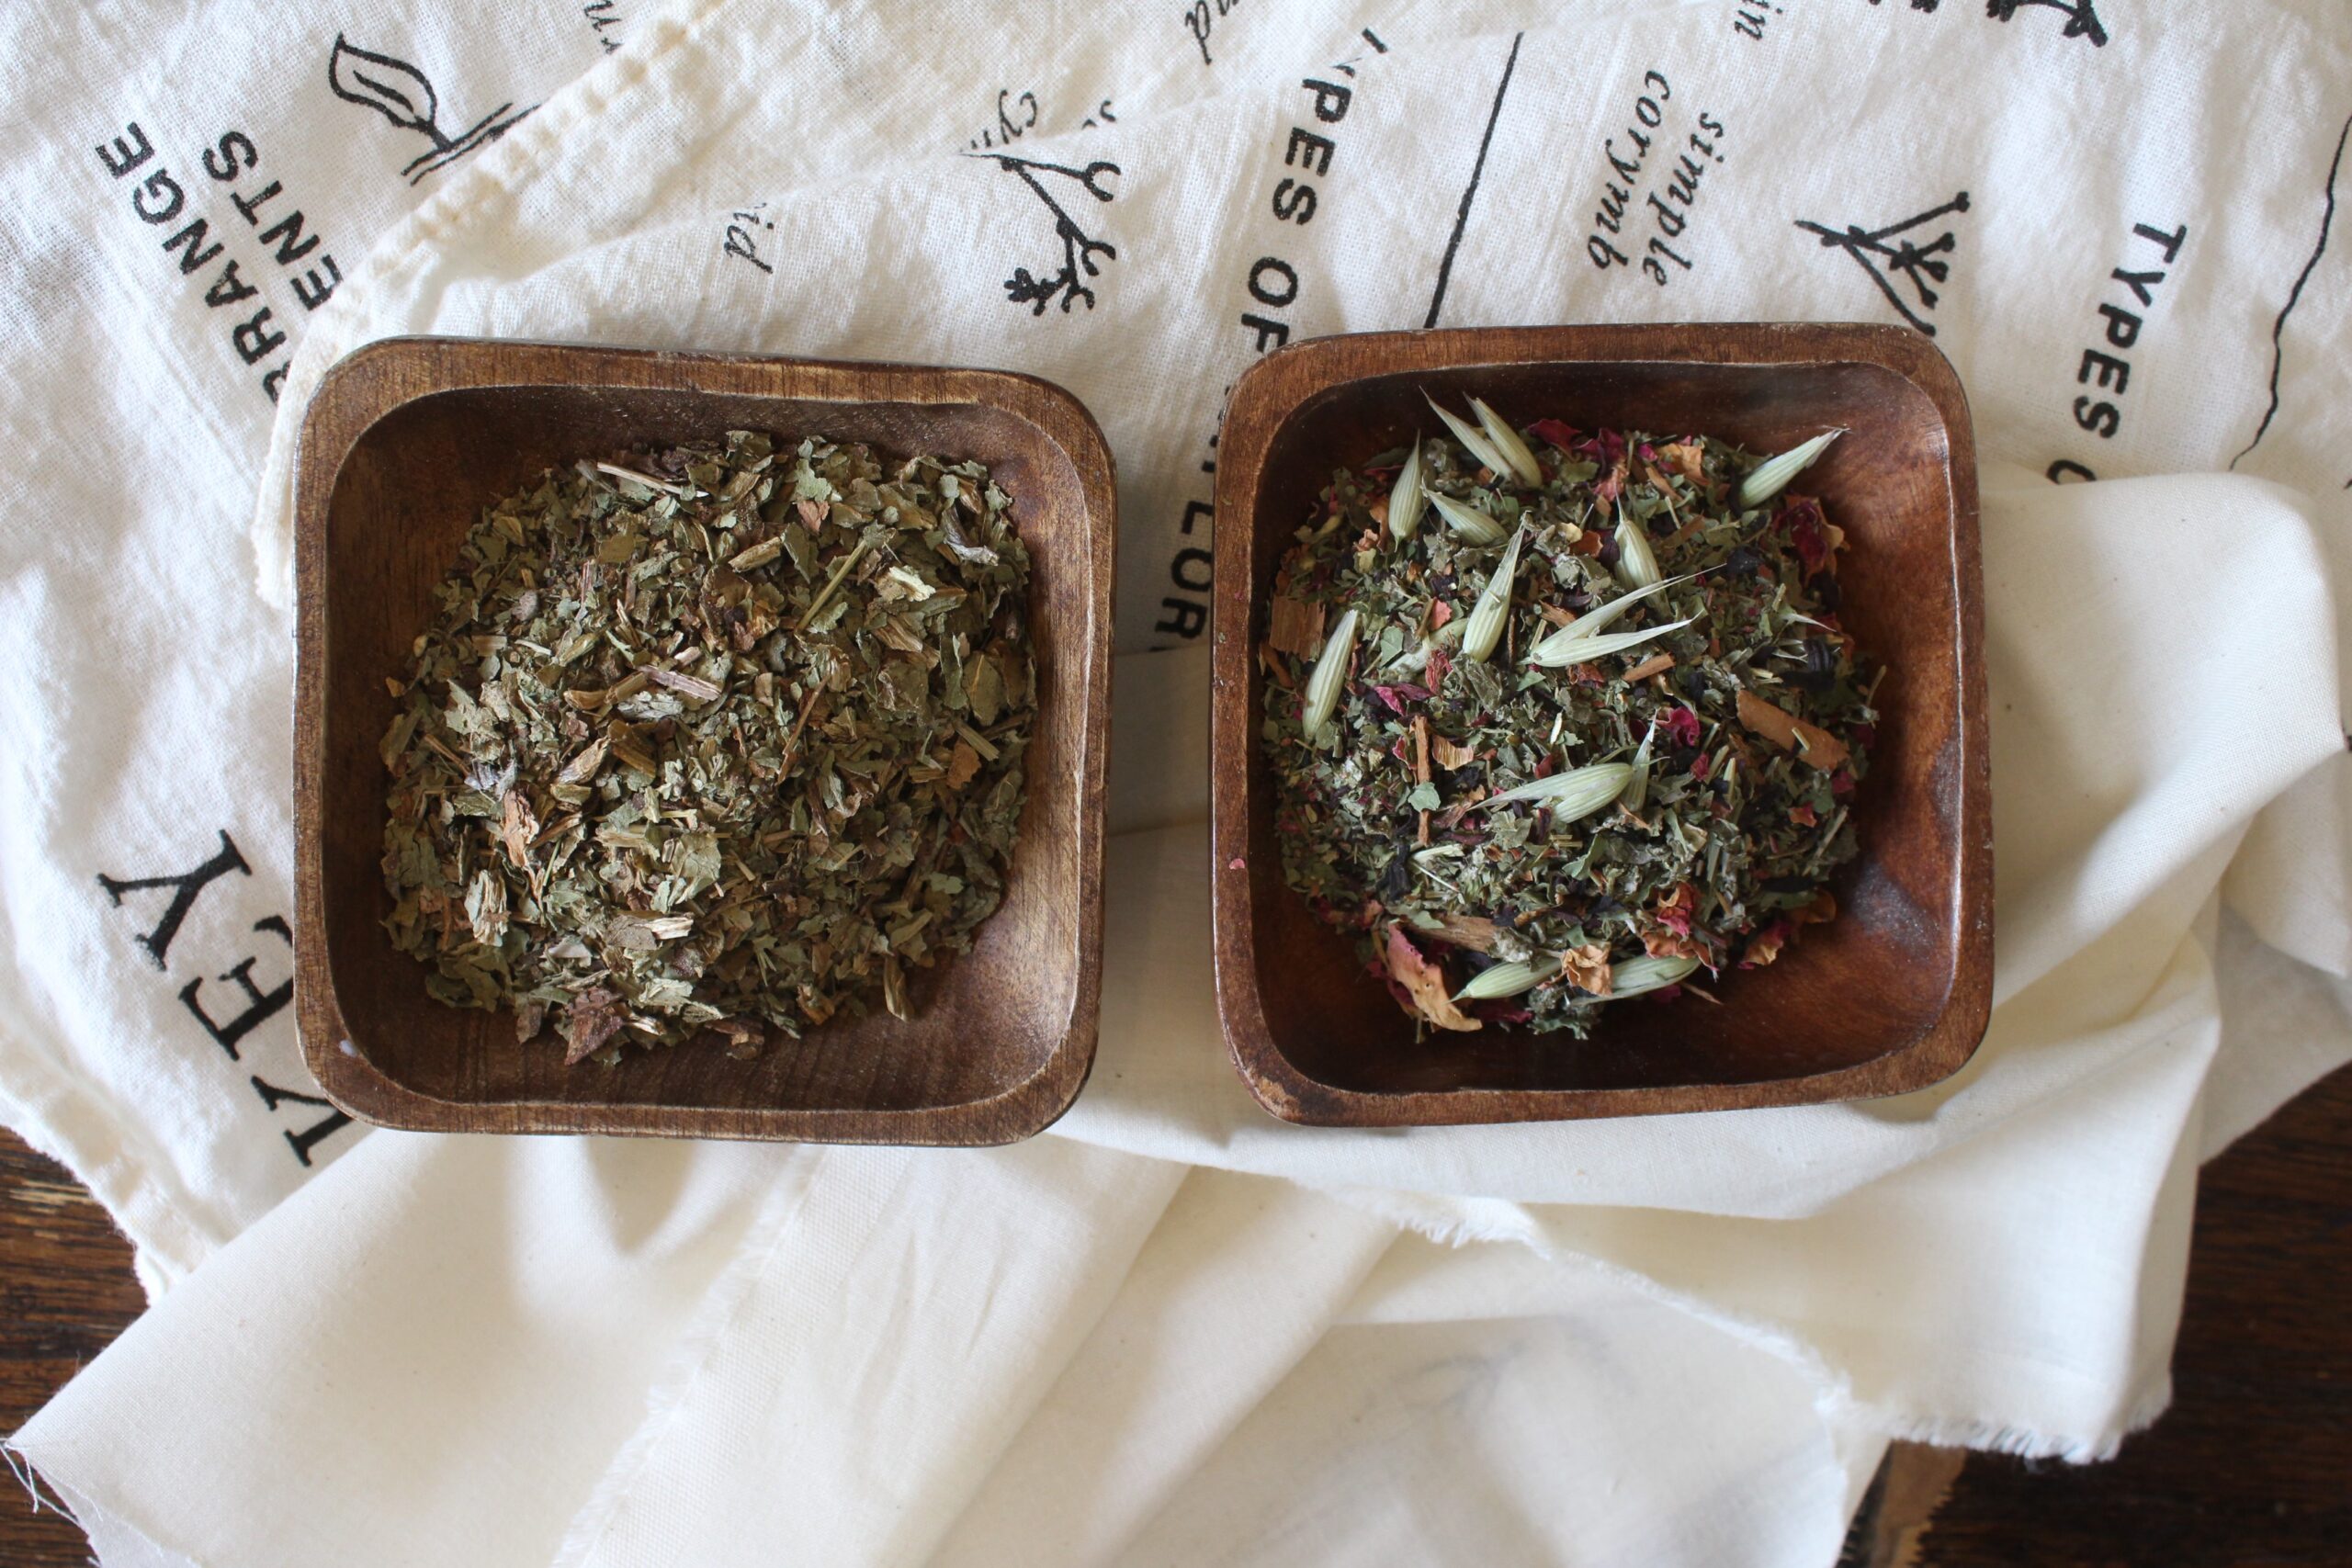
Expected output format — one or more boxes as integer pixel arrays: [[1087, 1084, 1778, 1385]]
[[1210, 324, 1991, 1125], [294, 339, 1114, 1145]]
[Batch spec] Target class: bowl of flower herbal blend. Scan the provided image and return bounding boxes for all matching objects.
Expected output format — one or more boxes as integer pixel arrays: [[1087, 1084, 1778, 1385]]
[[293, 339, 1114, 1145], [1209, 324, 1991, 1126]]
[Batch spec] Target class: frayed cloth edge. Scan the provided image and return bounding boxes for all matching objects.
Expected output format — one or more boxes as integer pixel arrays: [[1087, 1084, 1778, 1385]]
[[4, 1440, 209, 1568], [1319, 1185, 2176, 1465], [1831, 1374, 2174, 1464]]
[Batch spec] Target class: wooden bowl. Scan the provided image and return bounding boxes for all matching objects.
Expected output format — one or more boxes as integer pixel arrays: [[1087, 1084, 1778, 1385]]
[[1210, 323, 1991, 1125], [293, 338, 1114, 1144]]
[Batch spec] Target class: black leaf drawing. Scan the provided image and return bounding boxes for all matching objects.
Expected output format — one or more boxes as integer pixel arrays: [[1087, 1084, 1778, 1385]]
[[328, 35, 534, 185], [970, 153, 1120, 315], [329, 36, 439, 133], [1795, 192, 1971, 335]]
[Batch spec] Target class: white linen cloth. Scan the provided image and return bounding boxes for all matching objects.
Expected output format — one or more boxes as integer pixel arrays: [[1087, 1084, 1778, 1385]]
[[0, 0, 626, 1288], [6, 0, 2352, 1562]]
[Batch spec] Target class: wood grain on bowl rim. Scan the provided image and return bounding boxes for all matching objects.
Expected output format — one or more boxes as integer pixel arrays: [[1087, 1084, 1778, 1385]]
[[292, 337, 1114, 1145], [1209, 322, 1991, 1126]]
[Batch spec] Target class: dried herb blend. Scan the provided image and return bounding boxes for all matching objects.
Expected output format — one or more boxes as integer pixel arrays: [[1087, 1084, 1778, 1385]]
[[1261, 402, 1876, 1037], [382, 430, 1035, 1066]]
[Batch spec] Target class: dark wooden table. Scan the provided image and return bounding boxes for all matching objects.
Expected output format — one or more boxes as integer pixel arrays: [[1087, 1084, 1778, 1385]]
[[3, 1066, 2347, 1565]]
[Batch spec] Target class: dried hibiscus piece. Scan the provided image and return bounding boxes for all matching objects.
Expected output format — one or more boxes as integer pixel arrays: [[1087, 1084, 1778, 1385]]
[[1777, 495, 1846, 579]]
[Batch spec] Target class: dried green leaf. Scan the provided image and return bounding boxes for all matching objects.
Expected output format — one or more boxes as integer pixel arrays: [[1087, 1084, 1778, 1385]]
[[380, 430, 1035, 1058]]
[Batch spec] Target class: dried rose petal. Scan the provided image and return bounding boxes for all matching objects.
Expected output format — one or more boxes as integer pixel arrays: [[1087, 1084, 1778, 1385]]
[[1742, 919, 1794, 969], [1656, 441, 1708, 486], [1383, 924, 1482, 1032], [1561, 942, 1614, 997], [1652, 883, 1699, 938]]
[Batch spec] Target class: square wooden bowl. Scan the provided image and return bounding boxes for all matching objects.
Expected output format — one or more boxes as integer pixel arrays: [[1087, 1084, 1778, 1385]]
[[1210, 323, 1991, 1125], [293, 338, 1114, 1144]]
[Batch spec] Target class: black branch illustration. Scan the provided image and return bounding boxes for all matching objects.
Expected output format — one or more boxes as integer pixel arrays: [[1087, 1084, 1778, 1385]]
[[1795, 192, 1972, 336], [971, 153, 1121, 315], [1985, 0, 2109, 46]]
